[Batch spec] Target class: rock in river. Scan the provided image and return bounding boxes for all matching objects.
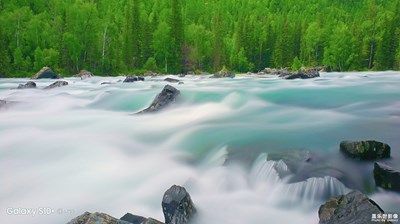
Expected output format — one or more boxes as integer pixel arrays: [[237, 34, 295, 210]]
[[67, 212, 132, 224], [164, 77, 180, 83], [44, 81, 68, 89], [124, 76, 145, 83], [210, 70, 235, 78], [137, 85, 180, 114], [318, 190, 387, 224], [162, 185, 197, 224], [340, 140, 391, 160], [32, 67, 60, 79], [74, 70, 93, 80], [374, 162, 400, 192], [17, 81, 36, 89]]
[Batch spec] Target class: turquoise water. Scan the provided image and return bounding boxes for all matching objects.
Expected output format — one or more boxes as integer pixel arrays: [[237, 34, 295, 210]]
[[0, 72, 399, 223]]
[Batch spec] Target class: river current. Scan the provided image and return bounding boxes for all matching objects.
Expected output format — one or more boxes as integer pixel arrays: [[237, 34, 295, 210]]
[[1, 72, 400, 223]]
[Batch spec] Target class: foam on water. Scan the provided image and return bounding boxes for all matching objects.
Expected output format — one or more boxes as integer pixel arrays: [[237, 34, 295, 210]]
[[1, 72, 400, 223]]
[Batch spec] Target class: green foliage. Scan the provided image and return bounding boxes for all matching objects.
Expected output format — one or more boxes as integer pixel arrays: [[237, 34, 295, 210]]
[[291, 56, 302, 71], [0, 0, 400, 77], [143, 57, 158, 72]]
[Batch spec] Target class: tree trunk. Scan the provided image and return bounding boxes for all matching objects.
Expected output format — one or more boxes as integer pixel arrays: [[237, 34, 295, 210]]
[[368, 41, 375, 69], [102, 25, 108, 68]]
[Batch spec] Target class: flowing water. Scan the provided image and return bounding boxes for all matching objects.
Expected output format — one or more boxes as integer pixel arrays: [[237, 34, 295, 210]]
[[1, 72, 400, 224]]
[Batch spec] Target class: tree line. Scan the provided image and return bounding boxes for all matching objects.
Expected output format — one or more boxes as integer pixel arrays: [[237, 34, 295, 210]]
[[0, 0, 399, 77]]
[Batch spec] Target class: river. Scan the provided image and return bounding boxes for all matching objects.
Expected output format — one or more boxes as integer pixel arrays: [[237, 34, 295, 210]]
[[1, 72, 400, 223]]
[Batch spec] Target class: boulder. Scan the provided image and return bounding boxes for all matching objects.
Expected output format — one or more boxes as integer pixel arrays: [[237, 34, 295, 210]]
[[340, 140, 391, 160], [32, 67, 59, 79], [120, 213, 163, 224], [374, 162, 400, 192], [120, 213, 147, 224], [164, 78, 180, 83], [44, 81, 68, 89], [124, 76, 145, 83], [0, 72, 5, 78], [210, 70, 235, 78], [137, 85, 180, 114], [318, 190, 386, 224], [162, 185, 197, 224], [75, 70, 93, 80], [67, 212, 132, 224], [17, 81, 36, 89]]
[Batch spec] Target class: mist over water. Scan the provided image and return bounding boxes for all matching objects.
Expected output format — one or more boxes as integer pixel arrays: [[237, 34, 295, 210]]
[[1, 72, 400, 224]]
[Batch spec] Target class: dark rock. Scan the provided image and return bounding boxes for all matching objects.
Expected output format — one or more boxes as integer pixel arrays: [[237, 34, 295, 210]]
[[318, 190, 387, 224], [374, 162, 400, 192], [164, 78, 180, 83], [124, 76, 144, 83], [281, 68, 320, 79], [17, 81, 36, 89], [74, 70, 93, 80], [340, 140, 391, 160], [67, 212, 132, 224], [0, 72, 5, 78], [101, 82, 113, 85], [210, 70, 235, 78], [143, 218, 164, 224], [137, 85, 180, 114], [162, 185, 196, 224], [32, 67, 59, 79], [44, 81, 68, 89], [120, 213, 147, 224]]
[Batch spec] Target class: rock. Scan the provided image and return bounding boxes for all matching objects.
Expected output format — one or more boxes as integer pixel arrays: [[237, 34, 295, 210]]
[[67, 212, 132, 224], [0, 72, 5, 78], [121, 213, 146, 224], [44, 81, 68, 89], [101, 82, 113, 85], [17, 81, 37, 89], [164, 78, 180, 83], [162, 185, 196, 224], [143, 218, 164, 224], [374, 162, 400, 192], [210, 70, 235, 78], [32, 67, 59, 79], [318, 190, 387, 224], [124, 76, 144, 83], [144, 71, 158, 76], [137, 85, 180, 114], [340, 140, 391, 160], [75, 70, 93, 80]]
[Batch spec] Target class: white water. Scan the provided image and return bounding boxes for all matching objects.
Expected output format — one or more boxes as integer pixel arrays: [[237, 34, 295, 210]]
[[1, 72, 400, 223]]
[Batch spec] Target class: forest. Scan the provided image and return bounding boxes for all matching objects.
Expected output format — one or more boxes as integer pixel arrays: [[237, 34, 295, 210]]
[[0, 0, 399, 77]]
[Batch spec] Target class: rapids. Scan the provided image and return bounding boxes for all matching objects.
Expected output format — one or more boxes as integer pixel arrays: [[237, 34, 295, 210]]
[[1, 72, 400, 223]]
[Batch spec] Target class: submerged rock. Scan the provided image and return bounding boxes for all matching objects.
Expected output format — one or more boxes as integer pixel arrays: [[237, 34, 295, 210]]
[[318, 190, 386, 224], [67, 212, 132, 224], [32, 67, 59, 79], [124, 76, 145, 83], [17, 81, 37, 89], [210, 70, 235, 78], [75, 70, 93, 80], [137, 85, 180, 114], [340, 140, 391, 160], [374, 162, 400, 192], [162, 185, 196, 224], [164, 77, 180, 83], [44, 81, 68, 89]]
